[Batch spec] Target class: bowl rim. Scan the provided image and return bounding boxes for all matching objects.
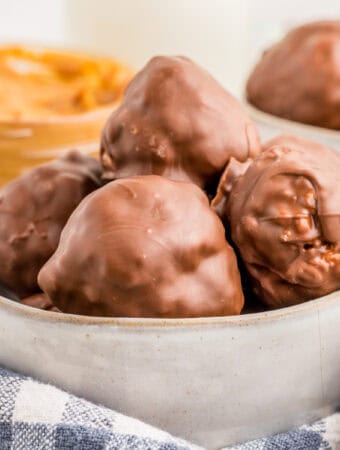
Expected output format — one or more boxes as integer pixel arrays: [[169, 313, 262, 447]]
[[0, 291, 338, 328], [244, 100, 340, 143]]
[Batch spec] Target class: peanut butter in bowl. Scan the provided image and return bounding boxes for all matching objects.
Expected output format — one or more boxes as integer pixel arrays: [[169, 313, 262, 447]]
[[0, 45, 133, 185]]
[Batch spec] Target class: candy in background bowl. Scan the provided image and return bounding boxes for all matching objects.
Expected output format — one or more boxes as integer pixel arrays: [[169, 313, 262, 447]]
[[0, 292, 339, 449]]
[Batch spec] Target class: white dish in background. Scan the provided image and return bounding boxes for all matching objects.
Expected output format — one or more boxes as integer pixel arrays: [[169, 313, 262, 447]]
[[0, 292, 339, 449], [245, 101, 340, 152]]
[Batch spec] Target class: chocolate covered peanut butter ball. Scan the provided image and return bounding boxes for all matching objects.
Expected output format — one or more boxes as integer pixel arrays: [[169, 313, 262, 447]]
[[0, 152, 102, 298], [39, 175, 244, 318], [247, 21, 340, 129], [226, 135, 340, 308], [101, 56, 260, 192]]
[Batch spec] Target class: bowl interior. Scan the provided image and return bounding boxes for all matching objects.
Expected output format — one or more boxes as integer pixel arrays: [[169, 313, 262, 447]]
[[245, 101, 340, 152]]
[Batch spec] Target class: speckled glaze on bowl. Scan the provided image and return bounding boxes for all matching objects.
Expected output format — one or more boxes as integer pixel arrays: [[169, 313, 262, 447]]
[[245, 102, 340, 152], [0, 292, 339, 449]]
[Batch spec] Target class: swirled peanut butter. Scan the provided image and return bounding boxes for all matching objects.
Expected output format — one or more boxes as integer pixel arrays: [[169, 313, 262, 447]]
[[0, 46, 132, 186], [0, 46, 131, 121]]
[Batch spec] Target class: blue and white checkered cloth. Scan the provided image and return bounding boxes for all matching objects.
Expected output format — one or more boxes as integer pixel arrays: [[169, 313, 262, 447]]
[[0, 367, 338, 450]]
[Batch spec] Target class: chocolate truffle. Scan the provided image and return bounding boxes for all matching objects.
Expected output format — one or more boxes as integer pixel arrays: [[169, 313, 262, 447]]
[[38, 175, 244, 318], [21, 293, 60, 312], [247, 21, 340, 129], [0, 151, 102, 298], [226, 135, 340, 308], [101, 56, 260, 192]]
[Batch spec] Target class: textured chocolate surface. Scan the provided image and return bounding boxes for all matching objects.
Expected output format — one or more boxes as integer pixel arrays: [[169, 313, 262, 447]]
[[212, 157, 253, 219], [101, 56, 260, 192], [21, 293, 60, 312], [39, 175, 244, 318], [247, 21, 340, 129], [227, 135, 340, 308], [0, 151, 102, 298]]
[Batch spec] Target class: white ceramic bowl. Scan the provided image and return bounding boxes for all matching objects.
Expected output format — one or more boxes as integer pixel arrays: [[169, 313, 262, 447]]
[[245, 102, 340, 152], [0, 292, 339, 449]]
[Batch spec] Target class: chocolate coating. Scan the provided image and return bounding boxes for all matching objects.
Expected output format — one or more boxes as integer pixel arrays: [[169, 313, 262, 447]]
[[101, 56, 260, 192], [247, 21, 340, 129], [0, 151, 102, 298], [227, 135, 340, 308], [39, 175, 244, 318], [212, 157, 253, 219], [21, 293, 60, 312]]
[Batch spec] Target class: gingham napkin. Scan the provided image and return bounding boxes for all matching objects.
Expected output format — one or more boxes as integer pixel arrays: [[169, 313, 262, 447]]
[[221, 416, 340, 450], [0, 367, 338, 450], [0, 368, 200, 450]]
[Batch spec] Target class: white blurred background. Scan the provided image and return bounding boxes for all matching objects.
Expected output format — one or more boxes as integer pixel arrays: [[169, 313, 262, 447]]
[[0, 0, 339, 96]]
